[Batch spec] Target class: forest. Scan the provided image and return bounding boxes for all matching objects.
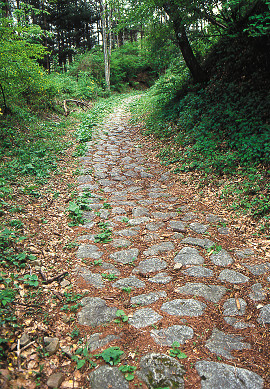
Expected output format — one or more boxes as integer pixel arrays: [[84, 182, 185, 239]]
[[0, 0, 270, 387]]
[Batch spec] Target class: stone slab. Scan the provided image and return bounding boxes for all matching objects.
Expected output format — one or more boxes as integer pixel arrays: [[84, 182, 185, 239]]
[[223, 298, 247, 316], [129, 308, 162, 328], [219, 269, 249, 284], [151, 325, 194, 346], [110, 248, 139, 264], [210, 250, 234, 266], [161, 298, 206, 317], [76, 244, 103, 260], [112, 276, 145, 289], [183, 266, 213, 278], [181, 237, 214, 249], [133, 257, 168, 274], [78, 297, 117, 326], [176, 283, 227, 303], [143, 242, 175, 256], [196, 361, 263, 389], [89, 365, 129, 389], [131, 291, 167, 306], [174, 247, 205, 265]]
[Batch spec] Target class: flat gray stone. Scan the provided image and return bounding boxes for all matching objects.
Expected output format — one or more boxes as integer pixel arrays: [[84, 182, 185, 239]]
[[99, 209, 110, 219], [47, 373, 65, 388], [174, 247, 205, 265], [131, 291, 167, 306], [78, 297, 117, 326], [161, 298, 206, 317], [115, 227, 140, 237], [148, 272, 173, 284], [152, 211, 177, 220], [137, 353, 185, 389], [112, 276, 145, 289], [219, 269, 249, 284], [206, 214, 225, 223], [224, 317, 252, 329], [151, 325, 194, 346], [129, 217, 151, 225], [249, 283, 266, 301], [223, 298, 247, 316], [132, 207, 150, 217], [235, 248, 255, 258], [218, 227, 230, 235], [77, 267, 104, 288], [181, 237, 214, 249], [257, 304, 270, 324], [129, 308, 162, 328], [210, 249, 233, 266], [112, 238, 131, 248], [77, 234, 95, 242], [89, 365, 129, 389], [134, 258, 168, 274], [77, 175, 93, 184], [111, 207, 126, 215], [143, 242, 174, 256], [196, 360, 264, 389], [146, 222, 165, 231], [206, 328, 251, 359], [245, 263, 270, 275], [176, 283, 227, 303], [183, 266, 213, 277], [110, 248, 139, 264], [189, 222, 208, 234], [182, 212, 196, 221], [99, 262, 121, 276], [77, 244, 103, 260], [168, 220, 186, 233], [87, 333, 121, 352]]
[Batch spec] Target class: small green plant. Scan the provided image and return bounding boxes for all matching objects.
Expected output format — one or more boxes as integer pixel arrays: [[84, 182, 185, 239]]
[[115, 309, 129, 323], [93, 259, 103, 266], [121, 287, 132, 294], [94, 221, 112, 243], [169, 341, 187, 359], [23, 274, 39, 287], [207, 244, 222, 255], [71, 344, 97, 369], [119, 364, 137, 381], [64, 241, 79, 250], [67, 201, 85, 226], [9, 219, 24, 230], [122, 217, 130, 224], [103, 202, 112, 209], [95, 346, 124, 366], [70, 327, 80, 339], [102, 273, 118, 281]]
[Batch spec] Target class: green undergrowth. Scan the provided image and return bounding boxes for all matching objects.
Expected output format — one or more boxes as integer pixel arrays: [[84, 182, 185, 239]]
[[131, 36, 270, 234]]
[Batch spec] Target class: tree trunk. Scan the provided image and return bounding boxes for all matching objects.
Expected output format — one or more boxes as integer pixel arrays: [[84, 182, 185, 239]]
[[163, 2, 208, 83], [99, 0, 110, 91]]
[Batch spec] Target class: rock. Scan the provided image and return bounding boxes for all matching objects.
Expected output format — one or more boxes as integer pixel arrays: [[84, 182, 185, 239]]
[[89, 365, 129, 389], [47, 373, 65, 388], [132, 207, 150, 217], [168, 220, 186, 233], [218, 227, 230, 235], [60, 279, 70, 288], [44, 337, 60, 356], [219, 269, 249, 284], [78, 297, 117, 326], [77, 267, 104, 288], [148, 272, 173, 284], [174, 247, 205, 265], [87, 333, 121, 352], [129, 308, 162, 328], [245, 263, 270, 275], [150, 325, 194, 346], [161, 298, 206, 317], [182, 212, 196, 221], [133, 257, 168, 273], [205, 328, 251, 358], [223, 298, 247, 316], [129, 217, 151, 225], [143, 242, 174, 256], [257, 304, 270, 324], [183, 266, 213, 278], [224, 317, 252, 329], [235, 248, 255, 259], [189, 222, 208, 234], [19, 333, 30, 347], [137, 353, 185, 389], [181, 237, 214, 249], [112, 276, 145, 289], [152, 211, 177, 220], [176, 283, 226, 303], [111, 207, 126, 215], [206, 214, 225, 223], [196, 361, 264, 388], [99, 262, 121, 276], [76, 244, 103, 260], [174, 263, 183, 270], [210, 250, 233, 266], [146, 222, 165, 231], [112, 238, 131, 248], [131, 291, 167, 306], [110, 248, 139, 264], [249, 283, 266, 301]]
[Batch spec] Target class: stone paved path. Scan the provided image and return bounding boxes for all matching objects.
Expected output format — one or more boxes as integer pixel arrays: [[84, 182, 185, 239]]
[[73, 97, 270, 388]]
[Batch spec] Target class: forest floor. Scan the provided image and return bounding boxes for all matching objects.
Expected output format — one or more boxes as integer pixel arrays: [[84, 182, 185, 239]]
[[1, 95, 270, 389]]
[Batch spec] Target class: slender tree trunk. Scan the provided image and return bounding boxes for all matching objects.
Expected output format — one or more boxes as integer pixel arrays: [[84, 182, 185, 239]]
[[99, 0, 110, 91], [163, 2, 208, 83]]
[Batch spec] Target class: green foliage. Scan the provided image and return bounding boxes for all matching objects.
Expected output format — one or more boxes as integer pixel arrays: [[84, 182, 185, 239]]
[[71, 344, 96, 370], [95, 221, 112, 243], [23, 274, 39, 287], [119, 364, 137, 381], [115, 310, 129, 323], [169, 341, 187, 359], [102, 273, 118, 280], [95, 346, 124, 366]]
